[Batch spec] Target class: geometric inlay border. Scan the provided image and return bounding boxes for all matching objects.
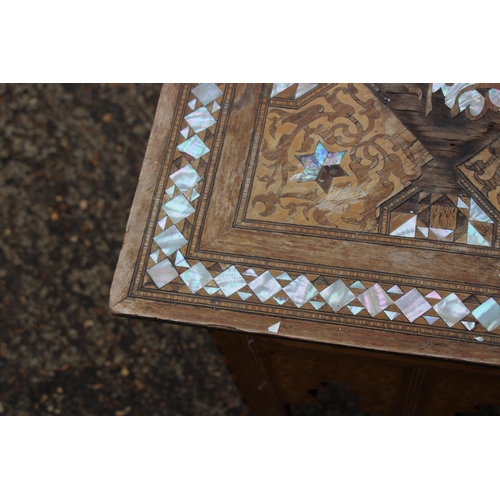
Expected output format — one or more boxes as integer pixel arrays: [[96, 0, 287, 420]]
[[133, 84, 500, 341]]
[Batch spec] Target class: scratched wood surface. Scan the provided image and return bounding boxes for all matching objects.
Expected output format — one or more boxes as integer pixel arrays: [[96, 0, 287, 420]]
[[110, 84, 500, 367]]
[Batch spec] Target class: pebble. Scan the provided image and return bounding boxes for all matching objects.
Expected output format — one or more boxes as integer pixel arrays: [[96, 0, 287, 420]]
[[133, 379, 146, 391], [83, 320, 94, 329], [114, 406, 131, 416]]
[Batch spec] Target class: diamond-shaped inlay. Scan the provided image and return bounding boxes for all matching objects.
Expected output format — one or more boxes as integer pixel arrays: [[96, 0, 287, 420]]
[[433, 293, 470, 327], [472, 298, 500, 332], [320, 280, 356, 312], [177, 135, 209, 160], [243, 268, 258, 277], [348, 305, 363, 315], [214, 265, 247, 297], [190, 189, 200, 202], [153, 226, 188, 256], [174, 251, 186, 266], [283, 275, 318, 308], [180, 262, 213, 293], [150, 249, 160, 264], [249, 271, 282, 303], [470, 199, 492, 223], [384, 311, 400, 320], [310, 301, 325, 310], [165, 185, 176, 198], [158, 216, 167, 230], [295, 83, 319, 98], [357, 284, 393, 317], [462, 321, 475, 331], [274, 296, 289, 305], [268, 322, 281, 333], [390, 215, 417, 238], [170, 164, 202, 192], [174, 250, 190, 268], [467, 222, 491, 247], [271, 83, 294, 97], [191, 83, 223, 106], [185, 106, 216, 134], [424, 315, 439, 325], [350, 280, 366, 290], [395, 288, 432, 323], [162, 194, 195, 224], [147, 259, 179, 289]]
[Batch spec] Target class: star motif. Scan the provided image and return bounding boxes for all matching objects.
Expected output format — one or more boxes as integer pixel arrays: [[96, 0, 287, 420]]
[[296, 142, 347, 193]]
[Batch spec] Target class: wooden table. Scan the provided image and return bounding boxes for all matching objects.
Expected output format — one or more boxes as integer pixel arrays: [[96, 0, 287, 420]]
[[110, 83, 500, 415]]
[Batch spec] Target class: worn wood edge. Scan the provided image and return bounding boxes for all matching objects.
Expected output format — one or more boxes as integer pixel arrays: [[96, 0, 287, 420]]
[[109, 84, 181, 311], [200, 226, 500, 290], [210, 329, 287, 415], [110, 295, 500, 367], [246, 332, 500, 376], [199, 84, 263, 248]]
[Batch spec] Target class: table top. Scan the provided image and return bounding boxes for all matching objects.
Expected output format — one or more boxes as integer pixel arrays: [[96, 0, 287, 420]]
[[110, 83, 500, 366]]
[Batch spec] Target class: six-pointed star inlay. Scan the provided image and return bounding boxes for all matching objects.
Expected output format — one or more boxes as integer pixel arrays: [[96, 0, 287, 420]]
[[296, 142, 348, 193]]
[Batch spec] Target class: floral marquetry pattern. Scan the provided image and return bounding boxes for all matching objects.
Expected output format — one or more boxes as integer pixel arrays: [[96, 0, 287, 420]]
[[142, 84, 500, 336], [246, 83, 432, 232]]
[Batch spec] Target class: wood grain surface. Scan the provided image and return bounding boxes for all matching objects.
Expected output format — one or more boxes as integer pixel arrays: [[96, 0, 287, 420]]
[[110, 83, 500, 367], [211, 329, 500, 415]]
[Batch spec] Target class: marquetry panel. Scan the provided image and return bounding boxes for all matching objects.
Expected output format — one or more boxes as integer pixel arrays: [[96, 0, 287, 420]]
[[111, 83, 500, 366], [245, 83, 431, 232], [458, 137, 500, 214]]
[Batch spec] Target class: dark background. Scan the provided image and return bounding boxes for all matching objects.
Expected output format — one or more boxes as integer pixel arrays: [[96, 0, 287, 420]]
[[0, 83, 247, 415]]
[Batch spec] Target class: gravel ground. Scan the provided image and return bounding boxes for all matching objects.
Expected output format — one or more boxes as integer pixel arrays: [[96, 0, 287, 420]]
[[0, 83, 247, 416]]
